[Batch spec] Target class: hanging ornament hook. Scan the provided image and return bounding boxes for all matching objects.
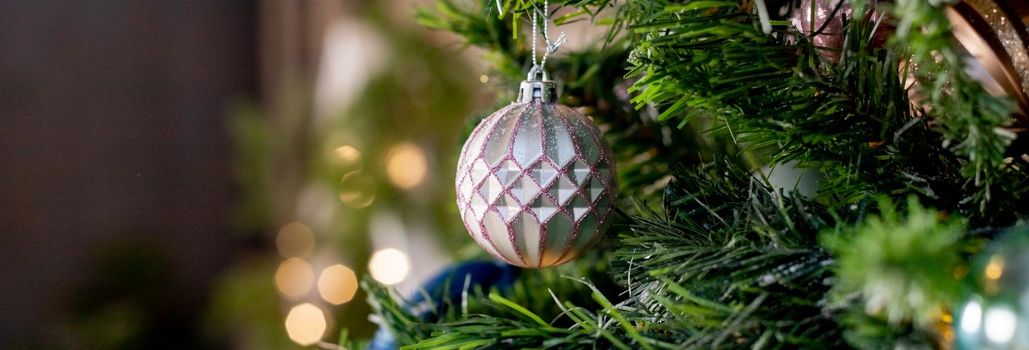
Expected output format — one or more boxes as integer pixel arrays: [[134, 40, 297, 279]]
[[527, 0, 564, 82], [526, 65, 549, 81]]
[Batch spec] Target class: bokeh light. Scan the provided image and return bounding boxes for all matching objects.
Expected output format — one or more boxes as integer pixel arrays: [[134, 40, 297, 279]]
[[984, 256, 1004, 280], [368, 248, 410, 285], [275, 258, 315, 298], [960, 300, 982, 333], [385, 142, 428, 189], [275, 222, 316, 258], [317, 264, 359, 305], [333, 145, 362, 167], [339, 170, 376, 208], [284, 303, 327, 346], [983, 306, 1017, 343]]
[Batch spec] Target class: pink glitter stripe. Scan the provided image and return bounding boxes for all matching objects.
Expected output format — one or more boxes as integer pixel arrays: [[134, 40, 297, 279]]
[[500, 105, 531, 266], [549, 105, 587, 265]]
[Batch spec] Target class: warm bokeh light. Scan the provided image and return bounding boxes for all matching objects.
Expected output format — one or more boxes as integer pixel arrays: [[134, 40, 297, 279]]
[[317, 264, 359, 305], [334, 145, 362, 167], [385, 142, 428, 189], [368, 248, 410, 285], [479, 74, 489, 84], [276, 222, 316, 258], [275, 258, 315, 298], [284, 303, 327, 346], [339, 170, 376, 208], [984, 256, 1004, 280]]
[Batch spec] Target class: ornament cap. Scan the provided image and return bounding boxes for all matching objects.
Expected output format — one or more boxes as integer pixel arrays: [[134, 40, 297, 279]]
[[517, 80, 558, 103]]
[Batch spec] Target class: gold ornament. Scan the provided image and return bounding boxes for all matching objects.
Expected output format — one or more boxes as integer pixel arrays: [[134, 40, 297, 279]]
[[946, 0, 1029, 119]]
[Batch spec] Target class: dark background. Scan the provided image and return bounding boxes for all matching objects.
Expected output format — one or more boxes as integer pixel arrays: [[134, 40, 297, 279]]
[[0, 1, 257, 347]]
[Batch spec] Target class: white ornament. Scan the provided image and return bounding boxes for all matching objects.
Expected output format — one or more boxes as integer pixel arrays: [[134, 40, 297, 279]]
[[455, 80, 617, 268]]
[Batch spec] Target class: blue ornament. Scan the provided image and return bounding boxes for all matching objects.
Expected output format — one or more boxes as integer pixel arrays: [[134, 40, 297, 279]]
[[367, 260, 520, 350], [367, 328, 398, 350]]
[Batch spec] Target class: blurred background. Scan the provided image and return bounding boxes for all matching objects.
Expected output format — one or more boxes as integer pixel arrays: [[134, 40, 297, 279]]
[[0, 1, 494, 348]]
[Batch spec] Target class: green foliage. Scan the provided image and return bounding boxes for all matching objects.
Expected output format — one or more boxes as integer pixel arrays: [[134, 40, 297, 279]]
[[416, 0, 522, 79], [361, 0, 1029, 349], [395, 288, 639, 350], [364, 252, 626, 349], [825, 198, 965, 329], [891, 0, 1020, 215], [625, 0, 1028, 224], [609, 158, 848, 349], [228, 102, 274, 231], [206, 259, 298, 350]]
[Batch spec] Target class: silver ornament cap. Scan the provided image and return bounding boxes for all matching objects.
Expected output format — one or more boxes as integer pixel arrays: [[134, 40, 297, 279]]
[[517, 80, 558, 103], [455, 79, 617, 268]]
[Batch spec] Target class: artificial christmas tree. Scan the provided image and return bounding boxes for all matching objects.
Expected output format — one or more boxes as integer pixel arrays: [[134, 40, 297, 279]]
[[313, 0, 1029, 348]]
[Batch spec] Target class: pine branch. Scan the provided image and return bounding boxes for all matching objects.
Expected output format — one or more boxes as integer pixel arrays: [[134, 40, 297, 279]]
[[626, 0, 1028, 224], [611, 158, 850, 349], [825, 197, 966, 346], [890, 0, 1026, 218], [363, 253, 627, 348], [396, 1, 1029, 350]]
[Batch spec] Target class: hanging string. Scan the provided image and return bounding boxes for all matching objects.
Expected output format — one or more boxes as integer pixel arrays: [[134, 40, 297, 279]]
[[531, 7, 538, 72], [528, 0, 566, 80]]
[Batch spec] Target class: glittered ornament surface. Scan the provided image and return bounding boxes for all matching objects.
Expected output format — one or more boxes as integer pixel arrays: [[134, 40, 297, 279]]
[[955, 226, 1029, 350], [947, 0, 1029, 116], [455, 80, 617, 268], [790, 0, 892, 62]]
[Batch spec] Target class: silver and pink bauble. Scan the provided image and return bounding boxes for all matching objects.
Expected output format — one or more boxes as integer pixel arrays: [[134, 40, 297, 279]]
[[455, 79, 617, 268]]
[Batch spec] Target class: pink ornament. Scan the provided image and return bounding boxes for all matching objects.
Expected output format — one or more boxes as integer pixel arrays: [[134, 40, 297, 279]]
[[455, 80, 617, 268], [792, 0, 891, 62], [792, 0, 851, 62]]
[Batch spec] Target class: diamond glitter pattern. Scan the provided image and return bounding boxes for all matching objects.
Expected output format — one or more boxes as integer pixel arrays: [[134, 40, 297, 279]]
[[456, 101, 617, 268]]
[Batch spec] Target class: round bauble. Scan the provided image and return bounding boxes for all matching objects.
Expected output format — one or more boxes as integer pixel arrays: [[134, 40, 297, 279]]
[[791, 0, 890, 63], [792, 0, 851, 62], [455, 79, 617, 268], [954, 225, 1029, 349]]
